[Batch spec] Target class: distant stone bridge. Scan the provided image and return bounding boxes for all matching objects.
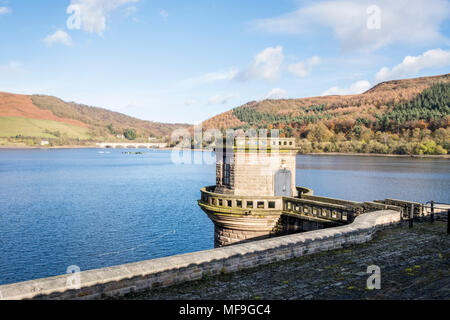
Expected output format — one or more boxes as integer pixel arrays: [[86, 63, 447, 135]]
[[96, 142, 168, 149]]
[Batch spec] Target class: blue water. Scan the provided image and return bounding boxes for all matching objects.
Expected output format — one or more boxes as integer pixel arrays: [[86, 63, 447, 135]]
[[0, 149, 215, 285], [0, 149, 449, 285], [296, 155, 450, 203]]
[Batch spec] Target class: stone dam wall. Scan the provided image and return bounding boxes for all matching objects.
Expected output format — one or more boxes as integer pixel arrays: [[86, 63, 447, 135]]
[[0, 210, 402, 300]]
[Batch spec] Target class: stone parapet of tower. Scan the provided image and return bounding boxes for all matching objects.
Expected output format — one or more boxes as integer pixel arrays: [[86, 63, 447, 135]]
[[199, 136, 302, 247]]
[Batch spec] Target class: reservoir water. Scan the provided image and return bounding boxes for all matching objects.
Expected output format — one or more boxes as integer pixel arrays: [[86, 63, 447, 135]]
[[0, 149, 449, 285]]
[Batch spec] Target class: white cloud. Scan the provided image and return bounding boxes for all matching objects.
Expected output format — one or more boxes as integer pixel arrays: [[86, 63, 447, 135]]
[[184, 46, 284, 87], [185, 67, 239, 85], [288, 56, 320, 78], [208, 93, 240, 105], [266, 88, 287, 99], [68, 0, 140, 36], [124, 5, 137, 17], [240, 46, 284, 82], [200, 68, 239, 82], [252, 0, 450, 52], [0, 61, 24, 73], [44, 30, 73, 47], [160, 9, 168, 23], [0, 7, 11, 15], [375, 48, 450, 83], [8, 61, 23, 69], [184, 98, 197, 106], [322, 80, 372, 96]]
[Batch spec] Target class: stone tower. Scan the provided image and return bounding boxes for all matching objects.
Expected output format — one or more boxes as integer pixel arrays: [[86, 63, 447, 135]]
[[198, 137, 299, 247]]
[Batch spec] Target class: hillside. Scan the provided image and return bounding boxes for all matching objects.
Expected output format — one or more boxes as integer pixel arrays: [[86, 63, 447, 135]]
[[202, 74, 450, 155], [0, 92, 190, 146], [1, 74, 448, 153]]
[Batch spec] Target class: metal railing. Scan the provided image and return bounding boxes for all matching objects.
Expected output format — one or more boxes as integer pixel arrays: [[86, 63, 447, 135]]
[[200, 186, 450, 233], [282, 196, 359, 224], [423, 201, 450, 234]]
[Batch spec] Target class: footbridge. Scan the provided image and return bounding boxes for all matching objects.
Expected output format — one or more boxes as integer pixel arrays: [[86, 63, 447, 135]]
[[198, 185, 439, 247], [197, 137, 447, 247], [96, 142, 168, 149]]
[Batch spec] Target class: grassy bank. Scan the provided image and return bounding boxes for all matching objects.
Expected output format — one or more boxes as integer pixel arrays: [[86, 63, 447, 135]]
[[0, 117, 91, 140]]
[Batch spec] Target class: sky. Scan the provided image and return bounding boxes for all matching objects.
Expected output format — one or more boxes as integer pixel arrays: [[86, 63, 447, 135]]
[[0, 0, 449, 124]]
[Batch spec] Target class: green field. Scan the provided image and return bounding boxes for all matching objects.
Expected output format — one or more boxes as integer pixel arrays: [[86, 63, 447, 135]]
[[0, 117, 91, 139]]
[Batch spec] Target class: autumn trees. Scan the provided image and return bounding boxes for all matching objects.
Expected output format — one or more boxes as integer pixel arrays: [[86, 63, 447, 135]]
[[229, 82, 449, 155]]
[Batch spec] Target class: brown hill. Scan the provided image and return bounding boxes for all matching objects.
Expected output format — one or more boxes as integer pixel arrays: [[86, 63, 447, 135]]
[[0, 92, 87, 128], [30, 95, 190, 139], [202, 74, 450, 131], [0, 92, 190, 142]]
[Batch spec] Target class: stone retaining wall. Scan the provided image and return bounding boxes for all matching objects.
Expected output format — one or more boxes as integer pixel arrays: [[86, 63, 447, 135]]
[[0, 210, 402, 300]]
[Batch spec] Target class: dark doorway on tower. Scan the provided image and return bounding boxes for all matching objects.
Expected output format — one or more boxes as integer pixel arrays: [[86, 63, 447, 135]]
[[274, 168, 292, 197], [221, 147, 232, 187], [223, 163, 231, 186]]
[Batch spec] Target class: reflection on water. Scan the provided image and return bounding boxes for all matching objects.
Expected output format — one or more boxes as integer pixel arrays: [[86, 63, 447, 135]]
[[0, 149, 448, 285]]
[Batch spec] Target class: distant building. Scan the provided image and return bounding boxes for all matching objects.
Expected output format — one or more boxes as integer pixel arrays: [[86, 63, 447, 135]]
[[40, 140, 49, 146], [148, 137, 157, 141], [116, 134, 125, 139]]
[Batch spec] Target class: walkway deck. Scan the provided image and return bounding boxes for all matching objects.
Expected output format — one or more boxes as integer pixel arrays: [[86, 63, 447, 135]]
[[117, 219, 449, 300]]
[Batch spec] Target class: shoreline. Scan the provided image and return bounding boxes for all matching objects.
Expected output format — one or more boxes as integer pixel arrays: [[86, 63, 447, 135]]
[[305, 152, 450, 159], [0, 145, 99, 150], [0, 145, 448, 159]]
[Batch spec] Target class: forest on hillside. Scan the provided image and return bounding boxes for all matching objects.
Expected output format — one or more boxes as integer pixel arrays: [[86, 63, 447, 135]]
[[230, 83, 450, 155]]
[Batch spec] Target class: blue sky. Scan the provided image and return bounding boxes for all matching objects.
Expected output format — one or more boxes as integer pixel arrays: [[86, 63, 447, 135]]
[[0, 0, 449, 124]]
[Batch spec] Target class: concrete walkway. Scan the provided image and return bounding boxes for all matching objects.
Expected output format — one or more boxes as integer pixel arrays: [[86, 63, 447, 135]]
[[118, 219, 449, 300]]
